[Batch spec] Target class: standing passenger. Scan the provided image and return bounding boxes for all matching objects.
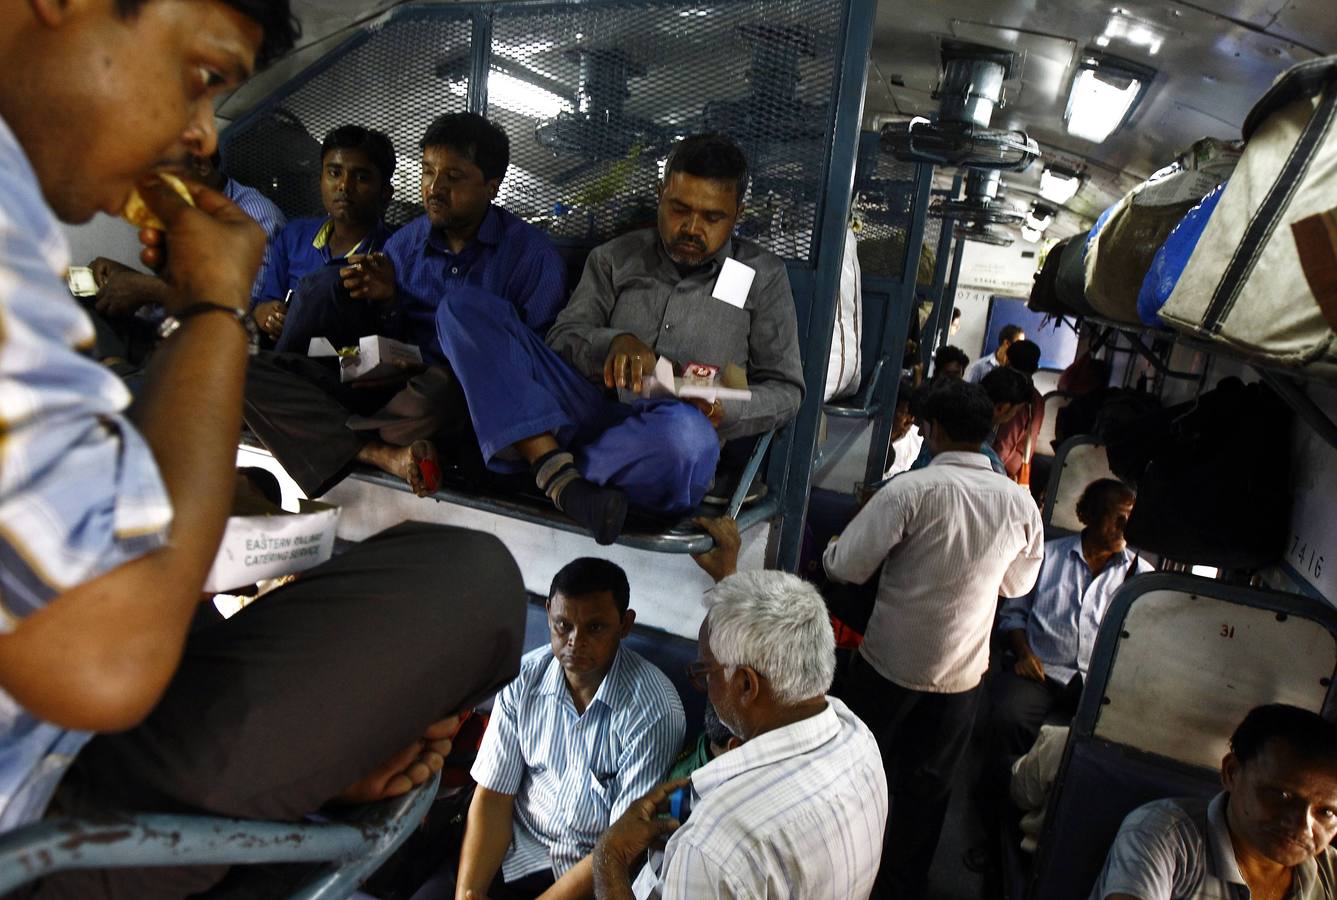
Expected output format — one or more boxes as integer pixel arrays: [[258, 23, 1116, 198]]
[[824, 378, 1044, 899], [966, 323, 1025, 383]]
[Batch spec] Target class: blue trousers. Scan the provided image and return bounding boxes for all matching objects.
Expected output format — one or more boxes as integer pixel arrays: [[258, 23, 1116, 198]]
[[435, 287, 720, 516]]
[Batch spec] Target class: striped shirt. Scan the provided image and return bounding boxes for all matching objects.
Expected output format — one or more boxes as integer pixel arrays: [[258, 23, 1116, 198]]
[[471, 644, 684, 882], [998, 534, 1153, 685], [384, 205, 566, 364], [222, 177, 287, 301], [632, 697, 888, 900], [0, 113, 173, 829], [824, 451, 1044, 693]]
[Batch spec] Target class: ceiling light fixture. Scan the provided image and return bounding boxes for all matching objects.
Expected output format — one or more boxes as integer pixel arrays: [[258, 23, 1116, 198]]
[[1064, 52, 1155, 144], [1025, 203, 1056, 233], [1020, 225, 1043, 243], [1039, 166, 1082, 205]]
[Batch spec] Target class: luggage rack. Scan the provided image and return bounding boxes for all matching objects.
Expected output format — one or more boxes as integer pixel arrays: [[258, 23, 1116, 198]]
[[1080, 313, 1337, 452]]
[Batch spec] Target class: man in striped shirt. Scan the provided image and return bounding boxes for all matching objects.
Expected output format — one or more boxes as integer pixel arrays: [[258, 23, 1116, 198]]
[[824, 378, 1044, 899], [592, 570, 888, 899], [458, 559, 684, 900]]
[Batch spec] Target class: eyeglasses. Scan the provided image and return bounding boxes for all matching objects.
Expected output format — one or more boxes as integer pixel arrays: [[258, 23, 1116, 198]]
[[686, 660, 726, 692]]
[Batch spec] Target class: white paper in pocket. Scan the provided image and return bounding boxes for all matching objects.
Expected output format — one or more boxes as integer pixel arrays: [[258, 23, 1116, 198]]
[[711, 257, 756, 309]]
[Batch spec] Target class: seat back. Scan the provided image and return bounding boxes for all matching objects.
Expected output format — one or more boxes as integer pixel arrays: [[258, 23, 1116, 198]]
[[1026, 574, 1337, 899], [1041, 436, 1116, 535], [1035, 391, 1073, 459]]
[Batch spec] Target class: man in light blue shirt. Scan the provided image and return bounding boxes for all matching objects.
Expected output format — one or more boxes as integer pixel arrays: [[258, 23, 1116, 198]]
[[459, 559, 685, 900], [991, 478, 1152, 757]]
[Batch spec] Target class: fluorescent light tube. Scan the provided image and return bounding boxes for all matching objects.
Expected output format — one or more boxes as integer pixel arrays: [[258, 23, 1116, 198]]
[[1065, 66, 1142, 143]]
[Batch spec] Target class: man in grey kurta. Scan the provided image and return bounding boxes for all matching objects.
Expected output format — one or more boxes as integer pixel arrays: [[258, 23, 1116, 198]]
[[435, 133, 803, 543]]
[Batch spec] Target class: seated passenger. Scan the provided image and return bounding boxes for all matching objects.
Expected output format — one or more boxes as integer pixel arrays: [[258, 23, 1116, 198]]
[[457, 559, 685, 900], [932, 344, 970, 382], [966, 323, 1025, 383], [87, 150, 286, 365], [667, 701, 740, 781], [992, 339, 1045, 481], [991, 479, 1151, 757], [824, 378, 1043, 899], [883, 378, 922, 478], [593, 571, 888, 899], [432, 133, 805, 543], [249, 124, 396, 351], [1091, 704, 1337, 900], [909, 366, 1030, 475], [243, 112, 565, 497], [0, 3, 530, 898]]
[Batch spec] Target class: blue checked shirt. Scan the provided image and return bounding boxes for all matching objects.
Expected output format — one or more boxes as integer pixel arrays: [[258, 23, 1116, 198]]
[[633, 697, 888, 899], [383, 205, 566, 364], [0, 114, 173, 830], [252, 216, 392, 308], [471, 644, 685, 882], [222, 177, 286, 302], [998, 534, 1152, 685]]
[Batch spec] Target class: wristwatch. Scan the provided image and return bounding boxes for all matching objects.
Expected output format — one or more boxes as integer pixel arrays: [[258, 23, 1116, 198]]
[[159, 301, 259, 355]]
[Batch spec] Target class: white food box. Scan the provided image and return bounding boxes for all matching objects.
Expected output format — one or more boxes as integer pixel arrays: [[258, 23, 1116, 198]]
[[203, 499, 341, 593], [309, 335, 423, 383]]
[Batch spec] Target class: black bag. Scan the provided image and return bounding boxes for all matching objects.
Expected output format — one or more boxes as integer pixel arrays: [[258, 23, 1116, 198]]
[[1028, 235, 1076, 316], [1122, 379, 1291, 569], [1055, 230, 1099, 317]]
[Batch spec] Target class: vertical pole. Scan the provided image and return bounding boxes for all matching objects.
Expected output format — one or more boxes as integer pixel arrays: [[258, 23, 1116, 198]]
[[768, 0, 877, 572], [920, 175, 962, 368], [467, 12, 493, 115], [860, 162, 933, 490], [934, 232, 966, 353]]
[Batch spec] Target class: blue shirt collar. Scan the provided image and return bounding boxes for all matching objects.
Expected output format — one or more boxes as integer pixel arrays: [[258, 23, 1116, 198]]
[[537, 644, 630, 714], [424, 204, 502, 256], [1066, 533, 1137, 573]]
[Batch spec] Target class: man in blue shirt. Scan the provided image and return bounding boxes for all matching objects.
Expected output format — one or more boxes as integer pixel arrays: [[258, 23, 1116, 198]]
[[250, 124, 397, 351], [457, 558, 684, 900], [85, 150, 286, 365], [991, 478, 1152, 756], [245, 112, 566, 499], [0, 4, 528, 897]]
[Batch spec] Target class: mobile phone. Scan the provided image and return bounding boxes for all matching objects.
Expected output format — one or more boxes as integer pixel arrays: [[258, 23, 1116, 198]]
[[67, 266, 99, 298], [668, 784, 692, 823]]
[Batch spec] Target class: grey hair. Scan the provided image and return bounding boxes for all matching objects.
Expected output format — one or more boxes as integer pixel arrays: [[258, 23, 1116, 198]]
[[704, 571, 836, 704]]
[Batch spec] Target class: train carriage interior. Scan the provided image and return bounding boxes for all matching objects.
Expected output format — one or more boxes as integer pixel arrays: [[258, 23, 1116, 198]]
[[13, 0, 1337, 896]]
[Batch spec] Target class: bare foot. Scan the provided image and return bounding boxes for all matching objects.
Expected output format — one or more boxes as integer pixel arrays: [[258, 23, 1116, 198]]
[[357, 439, 441, 497], [333, 712, 467, 805]]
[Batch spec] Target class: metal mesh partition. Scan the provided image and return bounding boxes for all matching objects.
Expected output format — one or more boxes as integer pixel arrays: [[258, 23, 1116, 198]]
[[489, 0, 841, 260], [222, 0, 844, 260], [223, 10, 474, 228], [852, 155, 916, 280]]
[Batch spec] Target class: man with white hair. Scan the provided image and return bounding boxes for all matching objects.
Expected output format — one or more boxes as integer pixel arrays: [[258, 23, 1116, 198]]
[[591, 570, 888, 899]]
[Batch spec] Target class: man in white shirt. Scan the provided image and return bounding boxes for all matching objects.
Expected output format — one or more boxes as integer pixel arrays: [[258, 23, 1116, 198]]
[[824, 378, 1045, 899], [966, 323, 1025, 383], [592, 570, 888, 900]]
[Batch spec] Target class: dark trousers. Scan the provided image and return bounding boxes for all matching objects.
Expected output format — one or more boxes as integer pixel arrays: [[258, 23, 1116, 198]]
[[988, 669, 1082, 760], [28, 522, 526, 900], [273, 265, 392, 355], [243, 351, 475, 498], [841, 652, 980, 900]]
